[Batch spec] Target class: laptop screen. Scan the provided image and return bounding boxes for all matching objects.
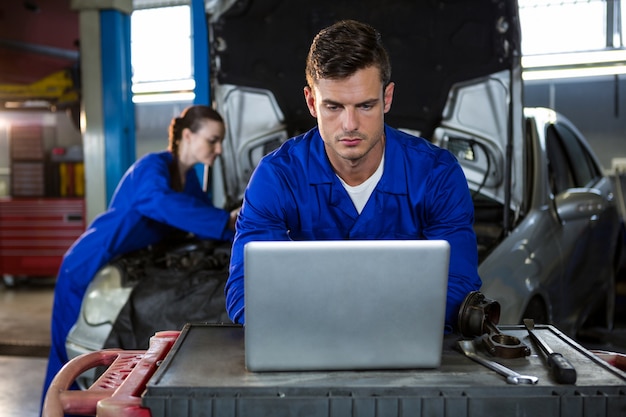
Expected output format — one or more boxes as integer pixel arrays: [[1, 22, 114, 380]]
[[243, 239, 450, 372]]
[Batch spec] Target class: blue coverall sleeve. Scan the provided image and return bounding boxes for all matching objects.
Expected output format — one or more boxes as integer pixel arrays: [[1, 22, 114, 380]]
[[123, 155, 232, 241], [421, 153, 482, 330], [225, 159, 290, 323]]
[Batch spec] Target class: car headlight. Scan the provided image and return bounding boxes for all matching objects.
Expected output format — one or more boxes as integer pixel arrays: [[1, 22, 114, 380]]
[[82, 264, 134, 326]]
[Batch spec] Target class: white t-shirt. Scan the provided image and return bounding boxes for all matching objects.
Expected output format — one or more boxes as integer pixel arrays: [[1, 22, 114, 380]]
[[337, 154, 384, 214]]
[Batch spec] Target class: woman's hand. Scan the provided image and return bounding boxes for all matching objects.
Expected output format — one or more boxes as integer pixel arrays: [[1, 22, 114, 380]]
[[228, 206, 241, 230]]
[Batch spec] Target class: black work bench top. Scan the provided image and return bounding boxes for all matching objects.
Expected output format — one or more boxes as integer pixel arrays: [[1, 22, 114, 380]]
[[143, 323, 626, 417]]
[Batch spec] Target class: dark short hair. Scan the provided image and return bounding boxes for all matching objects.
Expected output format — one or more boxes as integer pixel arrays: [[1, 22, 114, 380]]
[[305, 19, 391, 88]]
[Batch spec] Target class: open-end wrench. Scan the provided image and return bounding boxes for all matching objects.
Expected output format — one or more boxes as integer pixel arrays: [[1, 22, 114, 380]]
[[457, 340, 539, 385]]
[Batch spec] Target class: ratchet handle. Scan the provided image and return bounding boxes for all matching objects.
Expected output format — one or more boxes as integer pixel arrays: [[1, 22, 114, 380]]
[[548, 352, 577, 384]]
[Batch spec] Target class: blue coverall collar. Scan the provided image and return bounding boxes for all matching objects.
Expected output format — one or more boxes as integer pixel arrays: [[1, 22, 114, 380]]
[[308, 125, 408, 196]]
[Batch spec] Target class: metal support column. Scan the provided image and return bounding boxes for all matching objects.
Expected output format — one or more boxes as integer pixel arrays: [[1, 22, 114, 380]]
[[71, 0, 135, 223], [101, 9, 135, 205], [191, 0, 211, 190], [191, 0, 210, 106]]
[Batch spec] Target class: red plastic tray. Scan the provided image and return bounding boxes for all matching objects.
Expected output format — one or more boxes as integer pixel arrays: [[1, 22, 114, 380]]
[[43, 330, 180, 417]]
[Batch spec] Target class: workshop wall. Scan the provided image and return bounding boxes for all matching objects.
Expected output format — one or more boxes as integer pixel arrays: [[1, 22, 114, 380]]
[[523, 75, 626, 173]]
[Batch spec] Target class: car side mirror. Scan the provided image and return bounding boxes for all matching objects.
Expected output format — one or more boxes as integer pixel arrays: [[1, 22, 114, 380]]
[[554, 188, 605, 222]]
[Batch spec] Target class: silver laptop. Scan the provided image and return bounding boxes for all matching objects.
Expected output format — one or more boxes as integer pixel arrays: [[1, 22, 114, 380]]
[[244, 239, 450, 372]]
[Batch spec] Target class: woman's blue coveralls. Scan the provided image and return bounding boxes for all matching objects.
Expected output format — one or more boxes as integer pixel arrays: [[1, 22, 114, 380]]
[[225, 125, 482, 330], [43, 151, 234, 396]]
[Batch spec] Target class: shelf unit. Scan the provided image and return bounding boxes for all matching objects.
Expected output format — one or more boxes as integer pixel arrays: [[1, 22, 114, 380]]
[[10, 125, 46, 197]]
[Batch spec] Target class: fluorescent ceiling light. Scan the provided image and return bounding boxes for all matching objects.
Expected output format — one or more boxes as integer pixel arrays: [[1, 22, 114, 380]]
[[132, 91, 195, 103], [521, 49, 626, 80], [522, 65, 626, 81], [522, 49, 626, 68], [131, 79, 195, 94]]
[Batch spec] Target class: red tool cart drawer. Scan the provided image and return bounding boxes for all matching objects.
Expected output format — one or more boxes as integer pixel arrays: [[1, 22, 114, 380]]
[[0, 197, 85, 277]]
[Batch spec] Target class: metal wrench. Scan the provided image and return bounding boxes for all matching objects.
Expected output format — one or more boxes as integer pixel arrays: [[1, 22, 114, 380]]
[[457, 340, 539, 385], [523, 318, 577, 384]]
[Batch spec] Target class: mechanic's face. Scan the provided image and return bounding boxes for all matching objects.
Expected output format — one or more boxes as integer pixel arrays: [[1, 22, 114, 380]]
[[183, 119, 225, 167], [304, 66, 394, 177]]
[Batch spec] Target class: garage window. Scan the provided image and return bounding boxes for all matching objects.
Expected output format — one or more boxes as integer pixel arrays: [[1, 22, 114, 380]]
[[519, 1, 609, 55], [131, 4, 194, 102], [520, 1, 626, 79]]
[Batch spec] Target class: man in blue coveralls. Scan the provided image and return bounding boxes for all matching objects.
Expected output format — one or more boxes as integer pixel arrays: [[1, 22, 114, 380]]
[[225, 19, 482, 332]]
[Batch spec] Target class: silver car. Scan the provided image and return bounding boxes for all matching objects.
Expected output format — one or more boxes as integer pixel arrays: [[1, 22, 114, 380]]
[[432, 73, 621, 336]]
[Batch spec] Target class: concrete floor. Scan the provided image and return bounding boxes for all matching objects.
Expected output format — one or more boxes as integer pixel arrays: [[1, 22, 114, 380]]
[[0, 277, 53, 417], [1, 277, 625, 417]]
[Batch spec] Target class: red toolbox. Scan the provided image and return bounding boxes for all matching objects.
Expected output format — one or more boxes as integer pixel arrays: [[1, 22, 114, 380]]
[[0, 197, 85, 278]]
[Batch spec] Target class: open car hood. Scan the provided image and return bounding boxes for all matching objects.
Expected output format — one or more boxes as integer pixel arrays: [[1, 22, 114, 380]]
[[434, 69, 524, 218], [205, 0, 523, 209]]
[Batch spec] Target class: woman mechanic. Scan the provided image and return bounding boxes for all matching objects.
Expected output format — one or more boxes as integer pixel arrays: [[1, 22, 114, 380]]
[[42, 105, 239, 399]]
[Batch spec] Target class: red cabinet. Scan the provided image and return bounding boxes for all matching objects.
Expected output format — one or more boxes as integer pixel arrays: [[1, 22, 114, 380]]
[[0, 198, 85, 277]]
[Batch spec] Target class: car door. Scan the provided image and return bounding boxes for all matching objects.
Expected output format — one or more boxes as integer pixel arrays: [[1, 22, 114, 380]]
[[545, 117, 616, 324]]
